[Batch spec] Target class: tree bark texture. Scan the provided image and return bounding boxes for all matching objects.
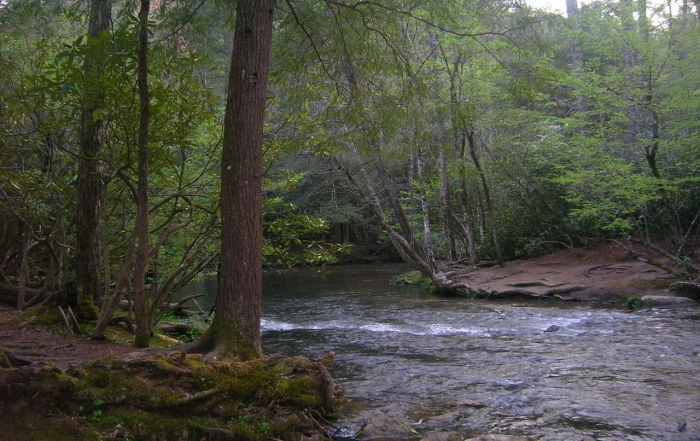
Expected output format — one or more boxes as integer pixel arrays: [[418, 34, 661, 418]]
[[197, 0, 275, 359], [74, 0, 112, 320], [133, 0, 152, 348]]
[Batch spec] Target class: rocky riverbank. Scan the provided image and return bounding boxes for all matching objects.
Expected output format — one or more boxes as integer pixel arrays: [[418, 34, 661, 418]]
[[402, 243, 699, 306]]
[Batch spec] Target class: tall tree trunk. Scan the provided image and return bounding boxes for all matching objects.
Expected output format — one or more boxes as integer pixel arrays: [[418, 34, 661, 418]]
[[416, 149, 437, 271], [17, 233, 31, 312], [193, 0, 275, 360], [438, 147, 457, 260], [444, 52, 477, 264], [465, 129, 503, 266], [74, 0, 112, 320], [133, 0, 152, 348], [458, 157, 478, 265], [427, 32, 456, 260]]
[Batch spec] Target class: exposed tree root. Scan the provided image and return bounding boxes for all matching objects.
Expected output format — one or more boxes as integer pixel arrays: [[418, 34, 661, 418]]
[[506, 281, 566, 288], [486, 270, 524, 282]]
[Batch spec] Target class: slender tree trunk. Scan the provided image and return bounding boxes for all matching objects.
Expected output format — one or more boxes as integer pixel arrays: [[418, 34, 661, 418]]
[[458, 158, 478, 265], [337, 147, 477, 295], [17, 234, 29, 311], [365, 137, 427, 262], [426, 32, 456, 261], [416, 149, 437, 271], [133, 0, 151, 348], [100, 190, 110, 306], [444, 52, 477, 264], [91, 231, 137, 339], [465, 129, 503, 266], [193, 0, 275, 360], [438, 147, 457, 260], [371, 140, 415, 245], [74, 0, 112, 320]]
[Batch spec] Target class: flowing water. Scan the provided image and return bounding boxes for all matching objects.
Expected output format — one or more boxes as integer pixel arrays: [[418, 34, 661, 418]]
[[178, 264, 700, 440]]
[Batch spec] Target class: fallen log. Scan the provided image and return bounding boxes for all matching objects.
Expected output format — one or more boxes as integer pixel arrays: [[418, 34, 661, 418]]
[[0, 283, 51, 307], [118, 294, 206, 316], [108, 316, 135, 334]]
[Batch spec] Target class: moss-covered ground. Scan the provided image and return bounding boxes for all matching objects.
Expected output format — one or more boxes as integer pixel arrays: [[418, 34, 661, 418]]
[[0, 350, 342, 441]]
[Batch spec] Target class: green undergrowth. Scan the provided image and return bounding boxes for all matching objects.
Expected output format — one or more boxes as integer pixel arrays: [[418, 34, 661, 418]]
[[0, 352, 342, 441], [612, 294, 643, 310], [390, 270, 434, 288]]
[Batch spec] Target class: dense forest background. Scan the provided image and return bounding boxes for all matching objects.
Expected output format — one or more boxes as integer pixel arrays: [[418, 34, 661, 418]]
[[1, 0, 698, 332]]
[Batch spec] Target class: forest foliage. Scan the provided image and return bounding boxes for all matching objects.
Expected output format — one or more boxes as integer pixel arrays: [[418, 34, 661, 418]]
[[0, 0, 698, 338]]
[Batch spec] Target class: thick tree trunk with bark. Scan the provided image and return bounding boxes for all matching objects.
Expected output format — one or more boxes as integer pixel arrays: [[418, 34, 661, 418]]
[[192, 0, 275, 360], [74, 0, 112, 320], [133, 0, 152, 348]]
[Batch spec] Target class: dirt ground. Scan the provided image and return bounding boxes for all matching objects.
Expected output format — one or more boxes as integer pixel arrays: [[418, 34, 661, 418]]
[[0, 306, 139, 369], [0, 243, 695, 368]]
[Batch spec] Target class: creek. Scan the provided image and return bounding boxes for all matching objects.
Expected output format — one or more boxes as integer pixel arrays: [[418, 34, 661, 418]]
[[177, 263, 700, 440]]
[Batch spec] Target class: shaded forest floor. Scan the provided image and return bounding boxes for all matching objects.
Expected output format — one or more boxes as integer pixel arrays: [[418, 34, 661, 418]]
[[0, 304, 139, 370]]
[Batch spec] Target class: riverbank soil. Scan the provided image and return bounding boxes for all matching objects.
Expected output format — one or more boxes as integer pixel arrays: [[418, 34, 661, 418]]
[[445, 242, 696, 304]]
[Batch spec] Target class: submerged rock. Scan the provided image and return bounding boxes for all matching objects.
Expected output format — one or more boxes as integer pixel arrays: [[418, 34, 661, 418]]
[[420, 432, 463, 441], [465, 436, 529, 441], [415, 400, 487, 430], [640, 295, 699, 308], [356, 410, 415, 440]]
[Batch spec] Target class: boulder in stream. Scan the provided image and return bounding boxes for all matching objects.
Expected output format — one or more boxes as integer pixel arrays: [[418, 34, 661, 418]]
[[669, 281, 700, 301], [356, 410, 416, 440]]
